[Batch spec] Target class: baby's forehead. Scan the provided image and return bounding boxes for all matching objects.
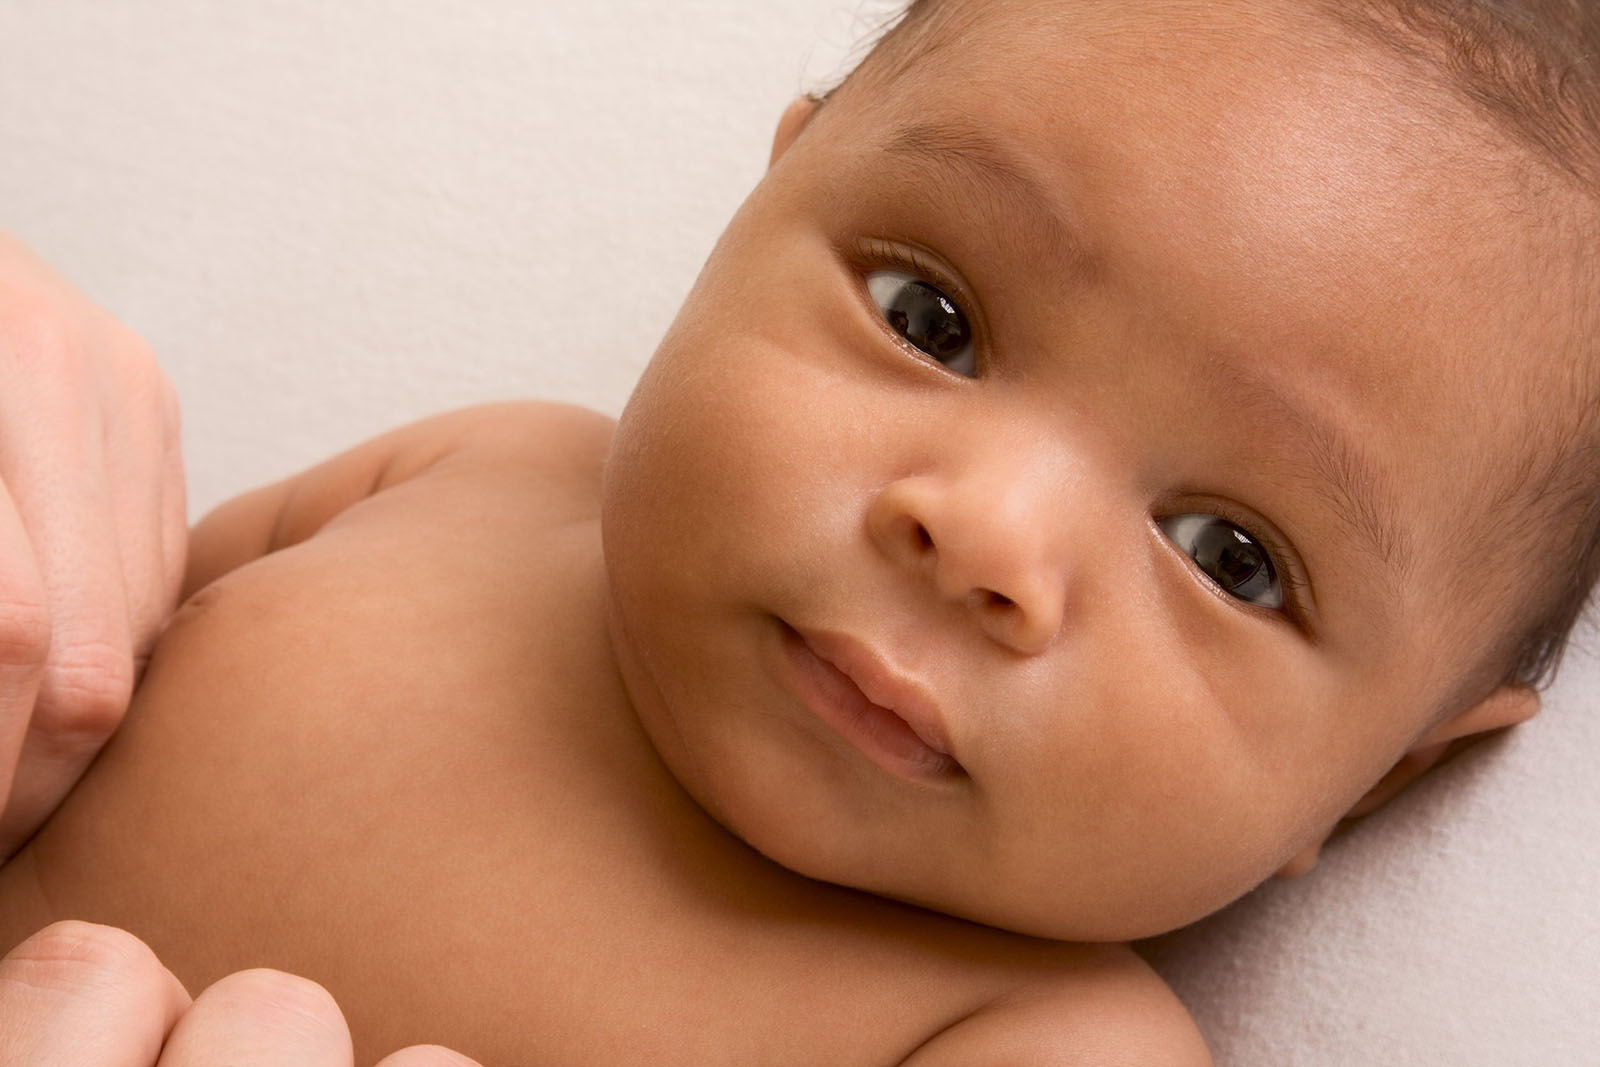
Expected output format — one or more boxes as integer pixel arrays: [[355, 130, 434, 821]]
[[868, 0, 1597, 195], [842, 6, 1581, 365], [835, 31, 1596, 417]]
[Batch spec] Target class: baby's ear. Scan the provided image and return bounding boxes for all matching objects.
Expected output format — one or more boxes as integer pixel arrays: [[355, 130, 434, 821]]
[[769, 96, 822, 168], [1273, 685, 1540, 879]]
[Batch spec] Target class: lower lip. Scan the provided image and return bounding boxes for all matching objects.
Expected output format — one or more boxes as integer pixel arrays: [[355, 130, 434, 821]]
[[777, 624, 960, 782]]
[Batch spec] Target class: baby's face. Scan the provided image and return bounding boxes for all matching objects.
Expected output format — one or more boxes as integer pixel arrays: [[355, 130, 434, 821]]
[[602, 0, 1568, 939]]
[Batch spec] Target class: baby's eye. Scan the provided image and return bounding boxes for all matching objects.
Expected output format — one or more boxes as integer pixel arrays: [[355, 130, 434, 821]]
[[865, 270, 977, 377], [1158, 514, 1283, 611]]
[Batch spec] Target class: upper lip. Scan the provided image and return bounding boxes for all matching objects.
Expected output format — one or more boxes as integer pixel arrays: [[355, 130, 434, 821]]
[[791, 626, 959, 764]]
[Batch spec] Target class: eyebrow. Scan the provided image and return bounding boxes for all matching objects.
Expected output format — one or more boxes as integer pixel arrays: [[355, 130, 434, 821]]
[[1232, 377, 1415, 584], [879, 121, 1094, 279], [879, 120, 1415, 586]]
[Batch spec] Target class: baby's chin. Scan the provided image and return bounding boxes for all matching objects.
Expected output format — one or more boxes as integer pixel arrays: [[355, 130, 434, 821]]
[[624, 699, 1258, 944], [669, 767, 1241, 944]]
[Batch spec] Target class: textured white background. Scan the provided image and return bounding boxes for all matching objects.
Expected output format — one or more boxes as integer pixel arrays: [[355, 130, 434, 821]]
[[2, 2, 1595, 1062]]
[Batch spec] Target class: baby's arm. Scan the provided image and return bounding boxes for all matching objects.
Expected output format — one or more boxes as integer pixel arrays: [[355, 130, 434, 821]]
[[902, 972, 1212, 1066], [181, 402, 611, 598]]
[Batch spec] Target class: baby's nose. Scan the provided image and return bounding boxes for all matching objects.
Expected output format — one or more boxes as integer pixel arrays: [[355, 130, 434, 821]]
[[866, 463, 1068, 655]]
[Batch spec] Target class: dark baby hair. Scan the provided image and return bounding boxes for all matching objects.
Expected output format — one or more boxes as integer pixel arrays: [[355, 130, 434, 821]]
[[828, 0, 1600, 695]]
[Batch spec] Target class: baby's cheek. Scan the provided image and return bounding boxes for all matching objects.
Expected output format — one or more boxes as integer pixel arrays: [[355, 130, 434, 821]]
[[984, 666, 1303, 938]]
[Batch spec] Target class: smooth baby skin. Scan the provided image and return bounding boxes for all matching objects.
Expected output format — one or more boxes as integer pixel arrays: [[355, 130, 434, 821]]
[[0, 404, 1204, 1065]]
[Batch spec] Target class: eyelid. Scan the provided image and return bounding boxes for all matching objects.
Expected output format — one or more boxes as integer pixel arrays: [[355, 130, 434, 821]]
[[1156, 498, 1317, 630], [849, 236, 989, 375]]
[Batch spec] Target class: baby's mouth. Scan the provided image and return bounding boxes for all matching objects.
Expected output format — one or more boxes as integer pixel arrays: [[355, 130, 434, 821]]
[[776, 621, 965, 781]]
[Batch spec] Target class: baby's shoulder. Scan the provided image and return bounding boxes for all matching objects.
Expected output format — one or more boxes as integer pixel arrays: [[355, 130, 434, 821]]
[[353, 401, 616, 558], [369, 401, 616, 536], [184, 401, 616, 592], [437, 399, 614, 461], [385, 400, 615, 494], [910, 943, 1211, 1066]]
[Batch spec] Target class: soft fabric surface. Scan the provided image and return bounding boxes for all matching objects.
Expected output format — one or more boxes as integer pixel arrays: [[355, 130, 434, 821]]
[[3, 3, 1594, 1062]]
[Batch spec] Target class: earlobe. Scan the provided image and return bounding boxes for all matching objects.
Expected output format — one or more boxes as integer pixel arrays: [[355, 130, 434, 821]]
[[1275, 842, 1322, 879], [1272, 685, 1540, 880], [769, 96, 822, 169], [1348, 683, 1539, 818], [1425, 682, 1541, 740]]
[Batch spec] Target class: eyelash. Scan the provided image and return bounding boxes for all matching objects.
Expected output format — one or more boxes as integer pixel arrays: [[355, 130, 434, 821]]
[[853, 237, 985, 373], [848, 237, 1312, 627]]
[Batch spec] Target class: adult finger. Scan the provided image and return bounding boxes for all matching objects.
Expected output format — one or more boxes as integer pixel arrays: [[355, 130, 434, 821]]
[[157, 968, 355, 1067], [0, 483, 49, 841], [92, 322, 183, 665], [372, 1045, 484, 1067], [0, 329, 135, 853], [0, 298, 136, 725], [156, 371, 187, 650], [130, 369, 187, 689], [95, 342, 161, 655], [0, 920, 190, 1067]]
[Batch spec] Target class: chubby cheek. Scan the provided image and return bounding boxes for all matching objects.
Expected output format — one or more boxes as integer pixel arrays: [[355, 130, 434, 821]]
[[975, 631, 1352, 940], [609, 339, 846, 588], [606, 265, 926, 596], [601, 308, 882, 723], [601, 318, 926, 869]]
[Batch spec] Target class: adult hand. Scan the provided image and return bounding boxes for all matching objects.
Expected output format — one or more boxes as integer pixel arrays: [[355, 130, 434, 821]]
[[0, 922, 482, 1066], [0, 231, 186, 858]]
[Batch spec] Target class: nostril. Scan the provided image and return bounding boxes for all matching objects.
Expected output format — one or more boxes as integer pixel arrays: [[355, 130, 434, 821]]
[[982, 589, 1016, 611], [914, 522, 935, 552]]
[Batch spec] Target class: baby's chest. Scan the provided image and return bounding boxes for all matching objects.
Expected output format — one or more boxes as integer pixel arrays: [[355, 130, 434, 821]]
[[6, 513, 1045, 1064]]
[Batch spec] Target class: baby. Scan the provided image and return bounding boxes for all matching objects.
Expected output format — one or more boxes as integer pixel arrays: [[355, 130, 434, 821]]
[[4, 0, 1598, 1061]]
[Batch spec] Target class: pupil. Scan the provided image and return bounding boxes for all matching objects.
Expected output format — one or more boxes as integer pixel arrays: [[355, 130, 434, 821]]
[[1200, 527, 1264, 592], [1215, 541, 1262, 590], [888, 280, 971, 361]]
